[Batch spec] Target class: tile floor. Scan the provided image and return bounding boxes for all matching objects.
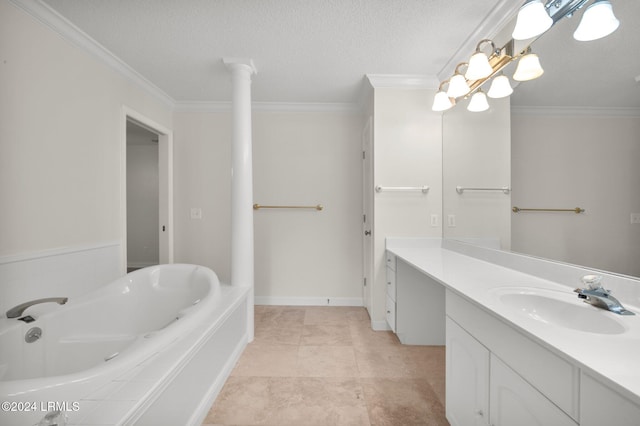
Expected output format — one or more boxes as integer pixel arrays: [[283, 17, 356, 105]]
[[202, 306, 449, 426]]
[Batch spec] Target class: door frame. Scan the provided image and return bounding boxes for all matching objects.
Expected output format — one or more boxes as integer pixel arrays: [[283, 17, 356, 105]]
[[362, 116, 374, 317], [120, 106, 174, 274]]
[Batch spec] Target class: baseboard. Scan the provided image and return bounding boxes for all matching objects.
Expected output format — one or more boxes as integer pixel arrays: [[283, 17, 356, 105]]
[[254, 296, 363, 307], [371, 319, 391, 331]]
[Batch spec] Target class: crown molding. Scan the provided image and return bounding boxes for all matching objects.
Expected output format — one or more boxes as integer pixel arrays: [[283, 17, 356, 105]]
[[175, 101, 361, 113], [366, 74, 439, 90], [10, 0, 176, 108], [512, 105, 640, 116]]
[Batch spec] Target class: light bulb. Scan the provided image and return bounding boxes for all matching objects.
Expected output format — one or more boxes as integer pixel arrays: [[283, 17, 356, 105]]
[[466, 51, 493, 80], [467, 90, 489, 112], [513, 52, 544, 81], [487, 75, 513, 98], [447, 73, 471, 98], [573, 0, 620, 41], [512, 0, 553, 40], [432, 91, 454, 112]]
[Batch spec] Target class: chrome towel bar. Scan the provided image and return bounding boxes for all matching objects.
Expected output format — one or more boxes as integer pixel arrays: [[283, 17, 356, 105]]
[[253, 204, 323, 211], [512, 207, 585, 214], [375, 185, 429, 193], [456, 186, 510, 194]]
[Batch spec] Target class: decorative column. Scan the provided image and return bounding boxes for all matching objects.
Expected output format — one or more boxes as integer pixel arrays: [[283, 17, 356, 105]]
[[223, 57, 257, 342]]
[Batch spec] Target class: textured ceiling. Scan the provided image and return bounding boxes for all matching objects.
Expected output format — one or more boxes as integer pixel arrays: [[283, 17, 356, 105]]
[[40, 0, 504, 104], [35, 0, 640, 108]]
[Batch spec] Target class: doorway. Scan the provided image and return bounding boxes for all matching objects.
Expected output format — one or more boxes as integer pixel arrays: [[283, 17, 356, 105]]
[[121, 107, 173, 274], [126, 121, 159, 272]]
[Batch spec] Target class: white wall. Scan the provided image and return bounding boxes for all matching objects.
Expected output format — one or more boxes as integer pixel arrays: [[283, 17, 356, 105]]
[[173, 109, 363, 303], [372, 88, 443, 325], [0, 0, 172, 305], [126, 126, 159, 268], [511, 112, 640, 277], [442, 97, 512, 248]]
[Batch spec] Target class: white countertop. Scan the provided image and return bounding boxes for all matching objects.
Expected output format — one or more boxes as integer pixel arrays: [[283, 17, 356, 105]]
[[386, 238, 640, 406]]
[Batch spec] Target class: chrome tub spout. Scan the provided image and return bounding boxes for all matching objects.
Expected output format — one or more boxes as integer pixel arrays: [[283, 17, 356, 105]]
[[6, 297, 68, 319]]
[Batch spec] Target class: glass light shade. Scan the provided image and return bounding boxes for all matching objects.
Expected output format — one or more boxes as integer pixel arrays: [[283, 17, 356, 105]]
[[512, 0, 553, 40], [465, 52, 493, 80], [467, 90, 489, 112], [573, 0, 620, 41], [487, 75, 513, 98], [513, 53, 544, 81], [447, 73, 471, 98], [432, 91, 454, 112]]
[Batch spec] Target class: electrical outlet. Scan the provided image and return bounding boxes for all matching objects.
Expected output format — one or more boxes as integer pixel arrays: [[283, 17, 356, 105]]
[[447, 214, 456, 227], [430, 214, 439, 227], [631, 213, 640, 224], [190, 208, 202, 219]]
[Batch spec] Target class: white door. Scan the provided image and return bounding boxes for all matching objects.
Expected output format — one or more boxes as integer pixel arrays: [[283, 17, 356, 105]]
[[362, 116, 373, 317]]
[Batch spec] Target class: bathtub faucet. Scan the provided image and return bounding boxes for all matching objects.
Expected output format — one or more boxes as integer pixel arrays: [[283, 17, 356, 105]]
[[6, 297, 69, 319]]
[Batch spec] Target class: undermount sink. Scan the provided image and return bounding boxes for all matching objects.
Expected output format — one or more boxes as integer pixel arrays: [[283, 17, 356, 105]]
[[491, 287, 628, 335]]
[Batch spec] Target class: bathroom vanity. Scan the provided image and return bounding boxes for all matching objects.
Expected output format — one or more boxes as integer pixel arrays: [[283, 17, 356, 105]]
[[386, 238, 640, 426]]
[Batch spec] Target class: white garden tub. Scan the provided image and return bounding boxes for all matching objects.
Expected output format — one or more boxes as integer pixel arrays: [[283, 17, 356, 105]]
[[0, 264, 249, 425]]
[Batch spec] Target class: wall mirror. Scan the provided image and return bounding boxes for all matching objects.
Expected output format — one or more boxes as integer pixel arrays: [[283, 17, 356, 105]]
[[442, 0, 640, 279]]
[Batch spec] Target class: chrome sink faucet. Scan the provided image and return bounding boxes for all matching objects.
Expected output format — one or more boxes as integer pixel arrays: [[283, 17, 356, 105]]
[[574, 275, 634, 316], [6, 297, 68, 319]]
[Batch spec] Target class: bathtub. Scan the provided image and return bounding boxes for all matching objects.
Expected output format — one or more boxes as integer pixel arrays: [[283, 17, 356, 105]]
[[0, 264, 250, 425]]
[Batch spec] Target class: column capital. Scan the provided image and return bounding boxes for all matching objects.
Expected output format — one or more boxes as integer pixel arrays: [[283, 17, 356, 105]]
[[223, 57, 257, 75]]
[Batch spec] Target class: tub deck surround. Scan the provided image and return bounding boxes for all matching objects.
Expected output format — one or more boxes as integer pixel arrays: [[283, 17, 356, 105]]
[[385, 238, 640, 407], [0, 264, 250, 426]]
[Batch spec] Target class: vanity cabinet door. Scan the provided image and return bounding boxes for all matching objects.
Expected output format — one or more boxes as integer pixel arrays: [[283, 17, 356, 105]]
[[446, 317, 490, 426], [490, 355, 576, 426]]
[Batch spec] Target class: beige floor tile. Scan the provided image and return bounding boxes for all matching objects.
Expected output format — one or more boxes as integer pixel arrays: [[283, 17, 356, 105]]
[[354, 345, 417, 378], [205, 307, 448, 426], [361, 378, 448, 426], [207, 376, 370, 426], [301, 324, 353, 346], [254, 323, 303, 346], [231, 344, 298, 377], [349, 320, 400, 348], [296, 345, 359, 377], [303, 306, 369, 325], [255, 306, 306, 326]]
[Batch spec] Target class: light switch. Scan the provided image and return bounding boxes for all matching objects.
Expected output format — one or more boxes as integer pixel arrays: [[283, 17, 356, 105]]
[[631, 213, 640, 224], [190, 208, 202, 219], [430, 214, 439, 227], [447, 214, 456, 227]]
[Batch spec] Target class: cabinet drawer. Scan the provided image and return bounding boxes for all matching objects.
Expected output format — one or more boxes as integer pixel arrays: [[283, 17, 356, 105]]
[[386, 266, 396, 301], [447, 290, 579, 421], [385, 294, 396, 332], [386, 252, 396, 271]]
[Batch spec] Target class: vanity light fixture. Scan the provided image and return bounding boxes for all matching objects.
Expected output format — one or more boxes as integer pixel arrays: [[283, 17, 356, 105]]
[[487, 73, 514, 98], [573, 0, 620, 41], [513, 48, 544, 81], [512, 0, 553, 40], [447, 63, 472, 98], [432, 80, 455, 112], [432, 0, 621, 113], [467, 89, 490, 112], [465, 39, 498, 81]]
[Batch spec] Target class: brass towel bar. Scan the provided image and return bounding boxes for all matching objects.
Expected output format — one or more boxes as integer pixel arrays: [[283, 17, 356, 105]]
[[512, 207, 585, 214], [253, 204, 323, 211]]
